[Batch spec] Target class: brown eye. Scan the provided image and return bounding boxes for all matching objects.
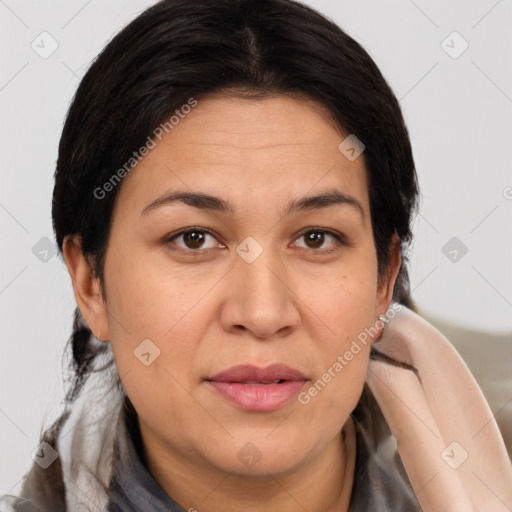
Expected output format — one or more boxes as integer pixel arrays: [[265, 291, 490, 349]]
[[182, 230, 206, 249], [294, 228, 347, 253], [167, 228, 222, 253], [304, 231, 325, 249]]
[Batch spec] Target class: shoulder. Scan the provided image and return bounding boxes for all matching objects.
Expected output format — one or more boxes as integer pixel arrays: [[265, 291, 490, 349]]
[[1, 425, 67, 512]]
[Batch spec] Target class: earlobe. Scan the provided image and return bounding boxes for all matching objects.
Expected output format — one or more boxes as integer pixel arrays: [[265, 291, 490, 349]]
[[62, 235, 110, 342]]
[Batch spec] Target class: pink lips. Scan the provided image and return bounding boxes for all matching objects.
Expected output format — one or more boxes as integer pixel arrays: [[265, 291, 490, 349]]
[[206, 364, 308, 412]]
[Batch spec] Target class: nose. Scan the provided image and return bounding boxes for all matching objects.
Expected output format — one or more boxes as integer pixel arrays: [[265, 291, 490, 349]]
[[219, 241, 301, 341]]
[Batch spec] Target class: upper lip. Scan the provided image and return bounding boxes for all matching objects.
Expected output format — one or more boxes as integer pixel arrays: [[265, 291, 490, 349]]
[[207, 364, 307, 383]]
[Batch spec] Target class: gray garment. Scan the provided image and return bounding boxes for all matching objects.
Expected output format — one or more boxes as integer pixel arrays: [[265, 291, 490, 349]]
[[107, 386, 422, 511], [107, 404, 184, 512]]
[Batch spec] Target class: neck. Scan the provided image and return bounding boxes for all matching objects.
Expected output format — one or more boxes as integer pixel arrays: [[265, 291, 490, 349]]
[[140, 416, 356, 512]]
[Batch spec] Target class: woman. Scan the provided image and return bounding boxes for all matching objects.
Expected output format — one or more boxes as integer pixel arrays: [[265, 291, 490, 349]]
[[2, 0, 511, 510]]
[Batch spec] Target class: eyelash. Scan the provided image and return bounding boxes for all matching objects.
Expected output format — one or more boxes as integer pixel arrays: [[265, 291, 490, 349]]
[[164, 226, 348, 256]]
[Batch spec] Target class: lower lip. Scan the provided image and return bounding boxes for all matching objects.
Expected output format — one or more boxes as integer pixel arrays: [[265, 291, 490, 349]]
[[206, 380, 307, 411]]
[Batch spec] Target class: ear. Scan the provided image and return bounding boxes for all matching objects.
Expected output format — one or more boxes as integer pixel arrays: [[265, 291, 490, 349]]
[[376, 231, 402, 317], [62, 235, 110, 342]]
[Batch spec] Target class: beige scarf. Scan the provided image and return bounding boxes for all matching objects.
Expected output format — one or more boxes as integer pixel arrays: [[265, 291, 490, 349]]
[[366, 304, 512, 511]]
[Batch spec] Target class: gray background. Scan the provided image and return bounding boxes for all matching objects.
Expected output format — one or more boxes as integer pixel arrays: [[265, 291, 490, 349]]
[[1, 0, 511, 494]]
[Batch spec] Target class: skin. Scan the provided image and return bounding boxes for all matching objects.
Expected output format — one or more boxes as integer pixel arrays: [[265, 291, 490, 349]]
[[63, 94, 401, 512]]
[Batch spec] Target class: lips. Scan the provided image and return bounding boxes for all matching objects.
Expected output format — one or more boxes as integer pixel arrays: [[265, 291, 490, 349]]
[[206, 364, 308, 411], [209, 364, 307, 383]]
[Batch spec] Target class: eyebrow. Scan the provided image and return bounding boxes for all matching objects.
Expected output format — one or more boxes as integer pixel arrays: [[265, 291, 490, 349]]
[[142, 188, 364, 220]]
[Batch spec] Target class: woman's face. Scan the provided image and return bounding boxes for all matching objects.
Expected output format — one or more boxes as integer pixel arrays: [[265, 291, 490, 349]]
[[95, 94, 398, 477]]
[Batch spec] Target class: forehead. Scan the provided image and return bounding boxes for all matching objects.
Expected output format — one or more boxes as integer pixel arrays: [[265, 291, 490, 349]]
[[113, 94, 370, 218]]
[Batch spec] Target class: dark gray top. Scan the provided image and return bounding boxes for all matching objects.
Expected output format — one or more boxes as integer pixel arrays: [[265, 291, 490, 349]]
[[107, 386, 421, 511]]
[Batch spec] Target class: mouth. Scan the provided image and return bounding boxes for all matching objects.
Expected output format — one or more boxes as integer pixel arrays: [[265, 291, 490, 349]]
[[205, 364, 308, 412]]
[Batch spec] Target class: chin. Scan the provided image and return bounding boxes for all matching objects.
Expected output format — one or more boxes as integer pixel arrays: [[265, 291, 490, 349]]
[[202, 430, 321, 478]]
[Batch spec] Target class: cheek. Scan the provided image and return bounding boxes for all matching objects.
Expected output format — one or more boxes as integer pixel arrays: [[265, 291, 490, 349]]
[[106, 285, 206, 448], [294, 259, 378, 420], [103, 242, 217, 340], [312, 343, 371, 409], [102, 254, 199, 414], [102, 243, 226, 403], [301, 259, 379, 349], [295, 326, 371, 451]]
